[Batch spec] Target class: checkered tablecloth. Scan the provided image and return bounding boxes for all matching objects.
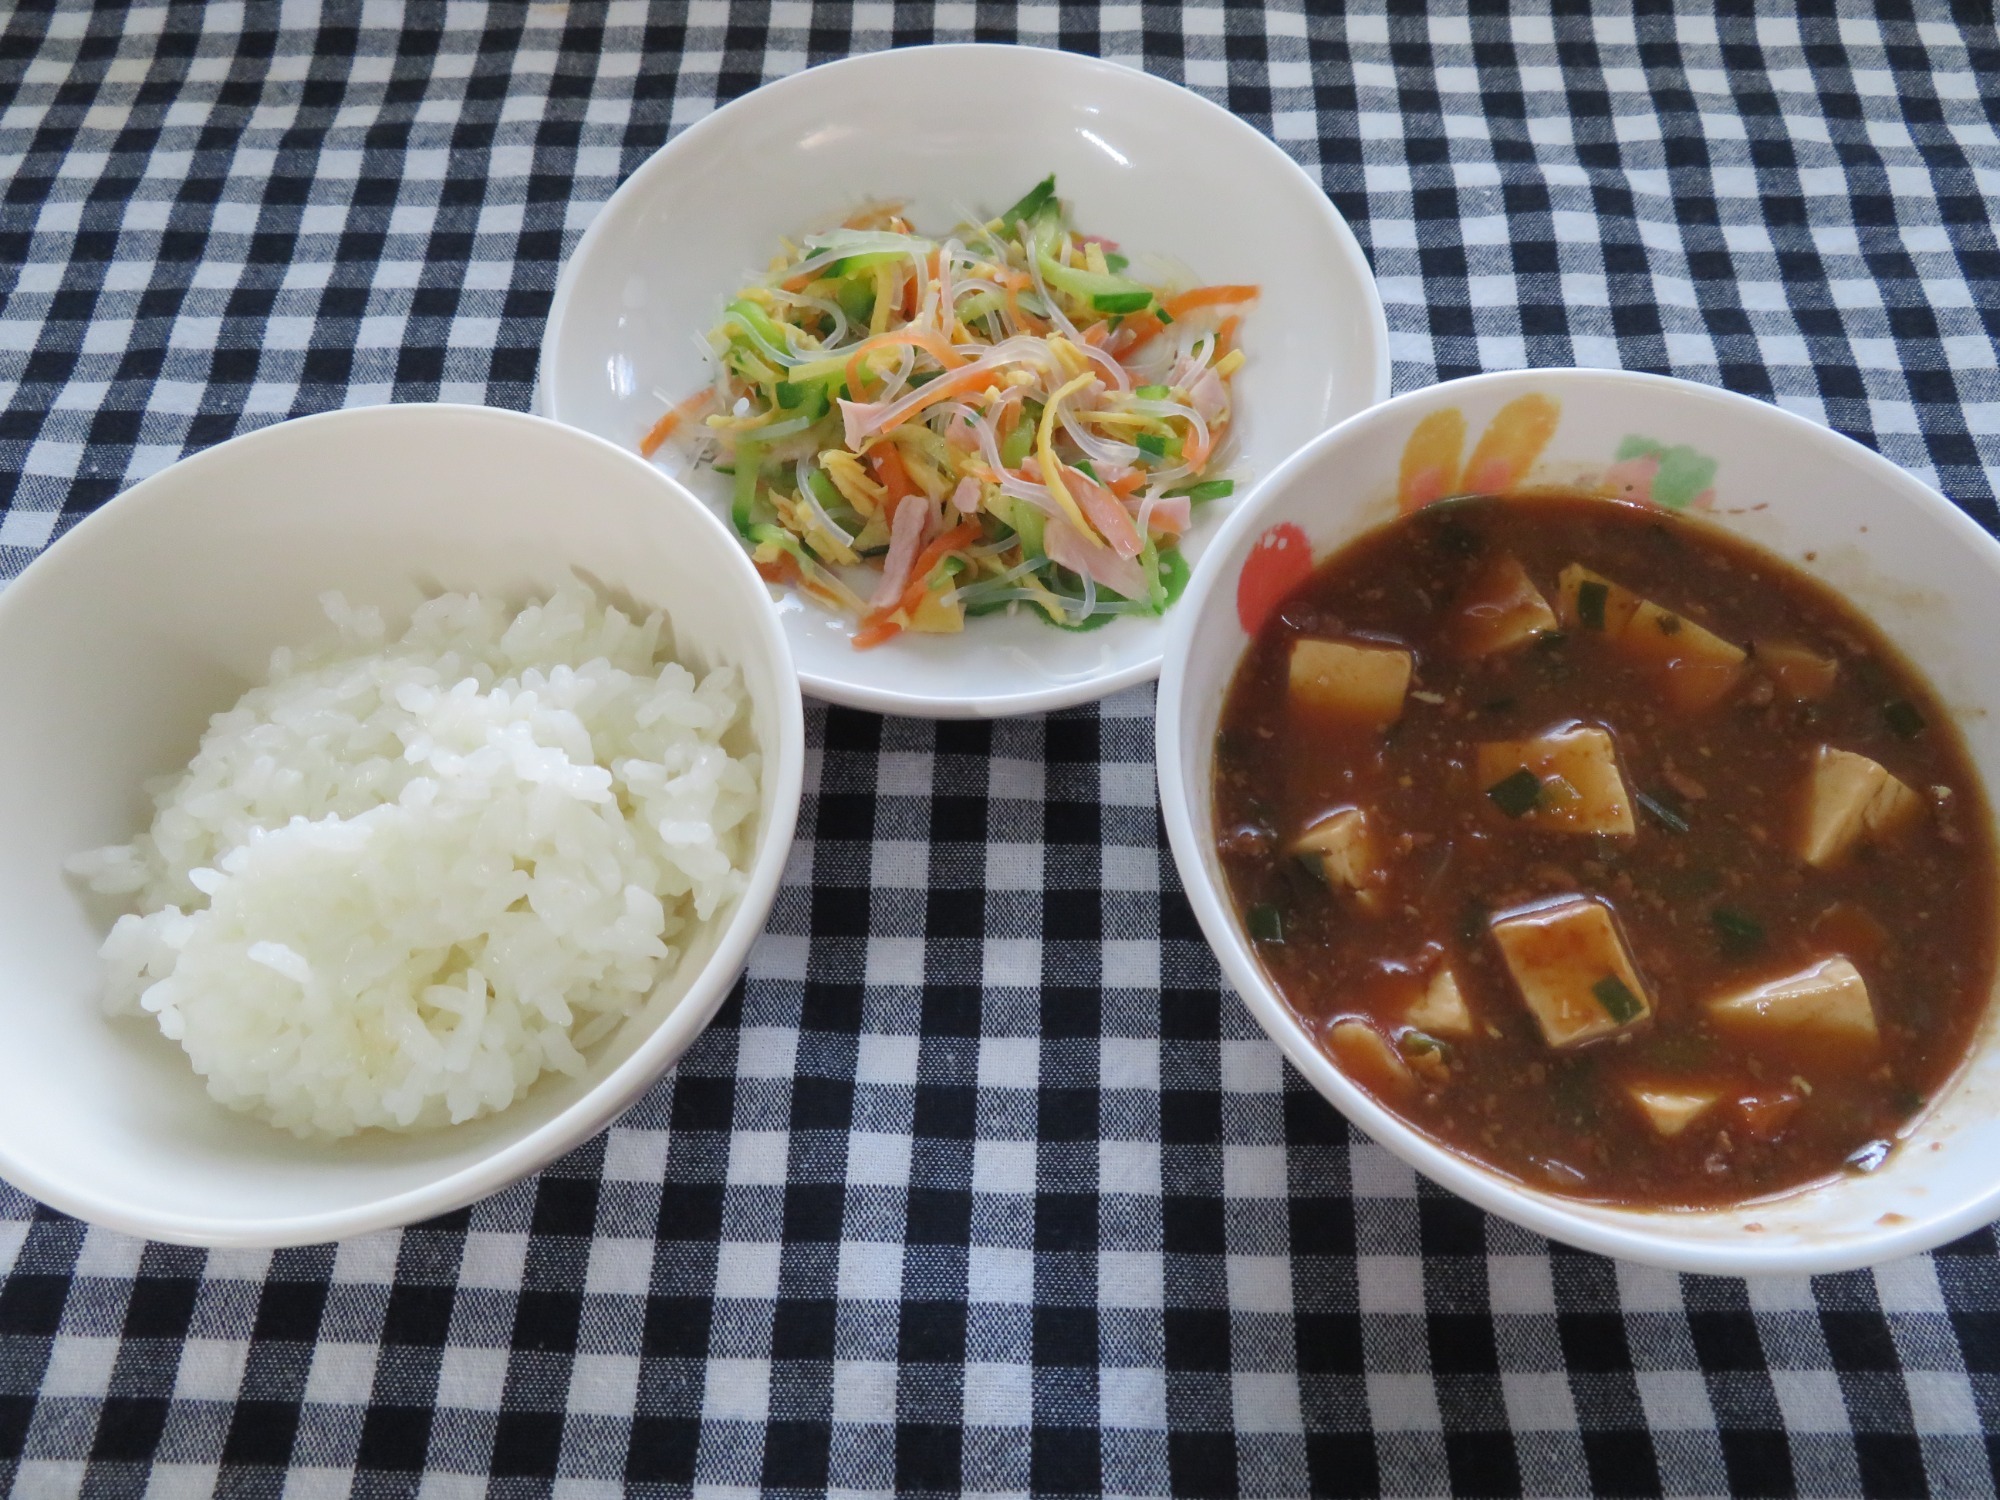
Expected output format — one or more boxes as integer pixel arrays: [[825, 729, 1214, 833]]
[[5, 3, 2000, 1496]]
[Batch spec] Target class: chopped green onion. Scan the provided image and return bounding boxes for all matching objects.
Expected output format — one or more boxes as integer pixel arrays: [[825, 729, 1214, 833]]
[[1134, 383, 1170, 400], [725, 297, 789, 348], [999, 174, 1056, 229], [1295, 852, 1327, 884], [1136, 534, 1169, 613], [1073, 457, 1099, 481], [1001, 402, 1039, 468], [1158, 546, 1191, 609], [805, 468, 844, 510], [1247, 904, 1284, 943], [1576, 580, 1608, 631], [1167, 479, 1234, 503], [835, 280, 874, 324], [1635, 789, 1689, 834], [1591, 974, 1643, 1024], [1711, 907, 1765, 956], [1656, 612, 1682, 636], [1092, 290, 1154, 315], [1486, 768, 1541, 818], [1105, 252, 1129, 272], [773, 379, 830, 420], [1135, 432, 1171, 460], [1884, 700, 1927, 739], [729, 441, 766, 540], [1156, 309, 1175, 324]]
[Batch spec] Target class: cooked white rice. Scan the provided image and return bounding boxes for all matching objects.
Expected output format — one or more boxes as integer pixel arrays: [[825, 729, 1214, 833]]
[[68, 585, 760, 1138]]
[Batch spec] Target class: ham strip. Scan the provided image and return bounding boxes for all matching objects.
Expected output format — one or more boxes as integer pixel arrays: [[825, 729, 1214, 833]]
[[871, 496, 929, 608], [1044, 511, 1150, 602], [1068, 467, 1144, 558]]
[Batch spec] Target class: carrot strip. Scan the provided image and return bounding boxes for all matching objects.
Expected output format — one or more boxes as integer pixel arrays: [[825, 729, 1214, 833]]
[[996, 401, 1020, 451], [639, 389, 713, 457], [1119, 283, 1262, 356], [853, 520, 984, 646], [869, 445, 916, 520], [1000, 271, 1047, 336], [760, 550, 855, 615], [871, 364, 995, 436], [1113, 310, 1164, 352], [852, 618, 903, 650], [1163, 284, 1260, 318], [886, 521, 983, 619], [1107, 469, 1145, 498]]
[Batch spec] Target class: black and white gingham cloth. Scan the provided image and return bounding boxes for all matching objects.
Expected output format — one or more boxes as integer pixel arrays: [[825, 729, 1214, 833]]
[[5, 4, 2000, 1496]]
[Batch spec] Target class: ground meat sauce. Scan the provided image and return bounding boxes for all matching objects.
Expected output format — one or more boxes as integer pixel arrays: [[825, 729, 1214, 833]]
[[1214, 492, 1998, 1208]]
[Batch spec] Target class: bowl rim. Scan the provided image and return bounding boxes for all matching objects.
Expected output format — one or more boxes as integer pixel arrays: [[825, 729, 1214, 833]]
[[0, 402, 807, 1248], [1157, 366, 2000, 1274], [538, 40, 1393, 718]]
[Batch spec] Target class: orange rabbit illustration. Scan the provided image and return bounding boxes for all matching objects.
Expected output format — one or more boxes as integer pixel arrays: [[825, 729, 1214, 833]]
[[1397, 394, 1560, 512], [1235, 391, 1721, 636]]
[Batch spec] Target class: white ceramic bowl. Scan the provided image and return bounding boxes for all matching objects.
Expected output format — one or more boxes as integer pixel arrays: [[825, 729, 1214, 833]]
[[0, 404, 805, 1247], [1158, 369, 2000, 1274], [539, 42, 1389, 718]]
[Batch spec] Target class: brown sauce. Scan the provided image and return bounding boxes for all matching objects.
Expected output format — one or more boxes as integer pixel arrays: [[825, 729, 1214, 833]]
[[1214, 492, 1998, 1208]]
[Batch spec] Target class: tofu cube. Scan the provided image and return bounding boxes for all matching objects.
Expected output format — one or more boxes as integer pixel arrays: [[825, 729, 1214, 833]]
[[1289, 638, 1413, 726], [1327, 1017, 1416, 1098], [1625, 1085, 1719, 1139], [1292, 808, 1386, 912], [1706, 956, 1878, 1045], [1451, 554, 1558, 658], [1491, 897, 1653, 1049], [1557, 564, 1747, 710], [1556, 562, 1640, 636], [1405, 966, 1474, 1038], [1476, 724, 1636, 836], [1798, 746, 1923, 868], [1756, 641, 1838, 701]]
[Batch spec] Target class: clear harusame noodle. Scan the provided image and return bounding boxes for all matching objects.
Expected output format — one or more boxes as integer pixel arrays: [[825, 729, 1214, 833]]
[[647, 177, 1253, 649], [1214, 492, 1998, 1208]]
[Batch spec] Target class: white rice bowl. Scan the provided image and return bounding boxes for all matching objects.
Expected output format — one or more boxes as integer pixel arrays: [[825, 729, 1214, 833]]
[[68, 585, 760, 1138]]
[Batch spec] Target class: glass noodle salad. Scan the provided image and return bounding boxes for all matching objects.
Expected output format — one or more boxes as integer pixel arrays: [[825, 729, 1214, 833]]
[[640, 177, 1256, 648]]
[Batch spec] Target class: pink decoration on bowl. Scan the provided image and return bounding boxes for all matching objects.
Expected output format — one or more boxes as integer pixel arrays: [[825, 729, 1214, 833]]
[[1236, 522, 1313, 635]]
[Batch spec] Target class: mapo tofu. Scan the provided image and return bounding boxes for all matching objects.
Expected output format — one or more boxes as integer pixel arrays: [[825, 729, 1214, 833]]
[[1214, 492, 1996, 1207]]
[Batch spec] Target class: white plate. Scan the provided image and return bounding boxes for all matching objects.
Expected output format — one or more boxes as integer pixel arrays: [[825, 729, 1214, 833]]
[[540, 43, 1389, 718]]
